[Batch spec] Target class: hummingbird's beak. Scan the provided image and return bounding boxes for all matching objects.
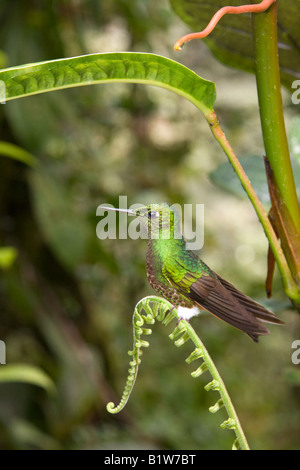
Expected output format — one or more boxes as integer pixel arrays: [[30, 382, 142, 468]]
[[100, 206, 137, 216]]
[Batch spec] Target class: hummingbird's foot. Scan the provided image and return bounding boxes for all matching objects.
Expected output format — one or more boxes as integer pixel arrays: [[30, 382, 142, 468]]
[[169, 306, 183, 325], [168, 305, 189, 325], [177, 318, 190, 327]]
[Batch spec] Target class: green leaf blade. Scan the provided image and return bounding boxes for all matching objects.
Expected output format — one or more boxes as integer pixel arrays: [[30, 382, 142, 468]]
[[0, 364, 55, 394], [0, 53, 216, 115]]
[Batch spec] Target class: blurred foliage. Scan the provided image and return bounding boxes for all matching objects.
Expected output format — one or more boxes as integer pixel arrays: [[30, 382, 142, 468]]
[[0, 0, 299, 450], [0, 364, 55, 392], [0, 141, 37, 167]]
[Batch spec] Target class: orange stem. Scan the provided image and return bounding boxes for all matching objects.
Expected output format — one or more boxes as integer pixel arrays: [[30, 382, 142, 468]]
[[174, 0, 276, 50]]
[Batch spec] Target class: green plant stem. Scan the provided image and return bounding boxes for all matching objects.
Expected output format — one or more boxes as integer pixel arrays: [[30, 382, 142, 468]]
[[251, 1, 300, 233], [206, 110, 300, 303], [180, 319, 250, 450]]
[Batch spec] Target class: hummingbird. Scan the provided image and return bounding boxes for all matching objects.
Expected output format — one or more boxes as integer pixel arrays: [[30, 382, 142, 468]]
[[102, 203, 284, 342]]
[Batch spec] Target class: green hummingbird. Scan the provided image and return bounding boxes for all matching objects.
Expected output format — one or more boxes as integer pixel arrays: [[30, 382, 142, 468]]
[[102, 203, 283, 342]]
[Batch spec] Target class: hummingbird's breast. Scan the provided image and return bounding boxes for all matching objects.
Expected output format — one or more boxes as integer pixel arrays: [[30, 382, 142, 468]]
[[146, 240, 194, 308]]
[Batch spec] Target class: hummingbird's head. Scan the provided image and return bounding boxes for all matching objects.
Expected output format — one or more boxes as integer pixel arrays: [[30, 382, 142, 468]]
[[134, 203, 182, 240], [100, 202, 182, 240]]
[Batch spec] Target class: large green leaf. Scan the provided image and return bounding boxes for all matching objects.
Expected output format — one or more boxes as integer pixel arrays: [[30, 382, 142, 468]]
[[171, 0, 300, 90], [0, 52, 216, 116]]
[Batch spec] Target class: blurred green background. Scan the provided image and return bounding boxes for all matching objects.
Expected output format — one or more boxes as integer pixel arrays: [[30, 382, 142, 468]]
[[0, 0, 299, 450]]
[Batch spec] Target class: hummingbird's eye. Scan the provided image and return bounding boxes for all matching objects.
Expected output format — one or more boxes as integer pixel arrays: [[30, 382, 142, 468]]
[[148, 211, 159, 219]]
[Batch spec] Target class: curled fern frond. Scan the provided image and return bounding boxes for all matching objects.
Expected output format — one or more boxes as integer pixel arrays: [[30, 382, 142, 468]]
[[106, 296, 176, 414], [106, 296, 250, 450]]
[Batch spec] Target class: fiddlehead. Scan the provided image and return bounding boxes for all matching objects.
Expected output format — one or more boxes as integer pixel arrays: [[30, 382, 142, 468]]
[[107, 296, 249, 450], [106, 296, 176, 414]]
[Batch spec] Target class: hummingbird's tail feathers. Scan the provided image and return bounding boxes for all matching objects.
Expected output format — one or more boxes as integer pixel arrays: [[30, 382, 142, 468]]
[[188, 274, 271, 342], [216, 275, 284, 326], [246, 330, 269, 343]]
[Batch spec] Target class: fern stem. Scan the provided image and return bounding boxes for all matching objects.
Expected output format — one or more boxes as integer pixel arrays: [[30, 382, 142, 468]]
[[180, 320, 250, 450]]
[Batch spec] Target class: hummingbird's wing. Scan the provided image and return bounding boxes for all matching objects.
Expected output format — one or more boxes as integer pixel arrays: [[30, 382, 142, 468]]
[[215, 274, 284, 325], [164, 256, 283, 342]]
